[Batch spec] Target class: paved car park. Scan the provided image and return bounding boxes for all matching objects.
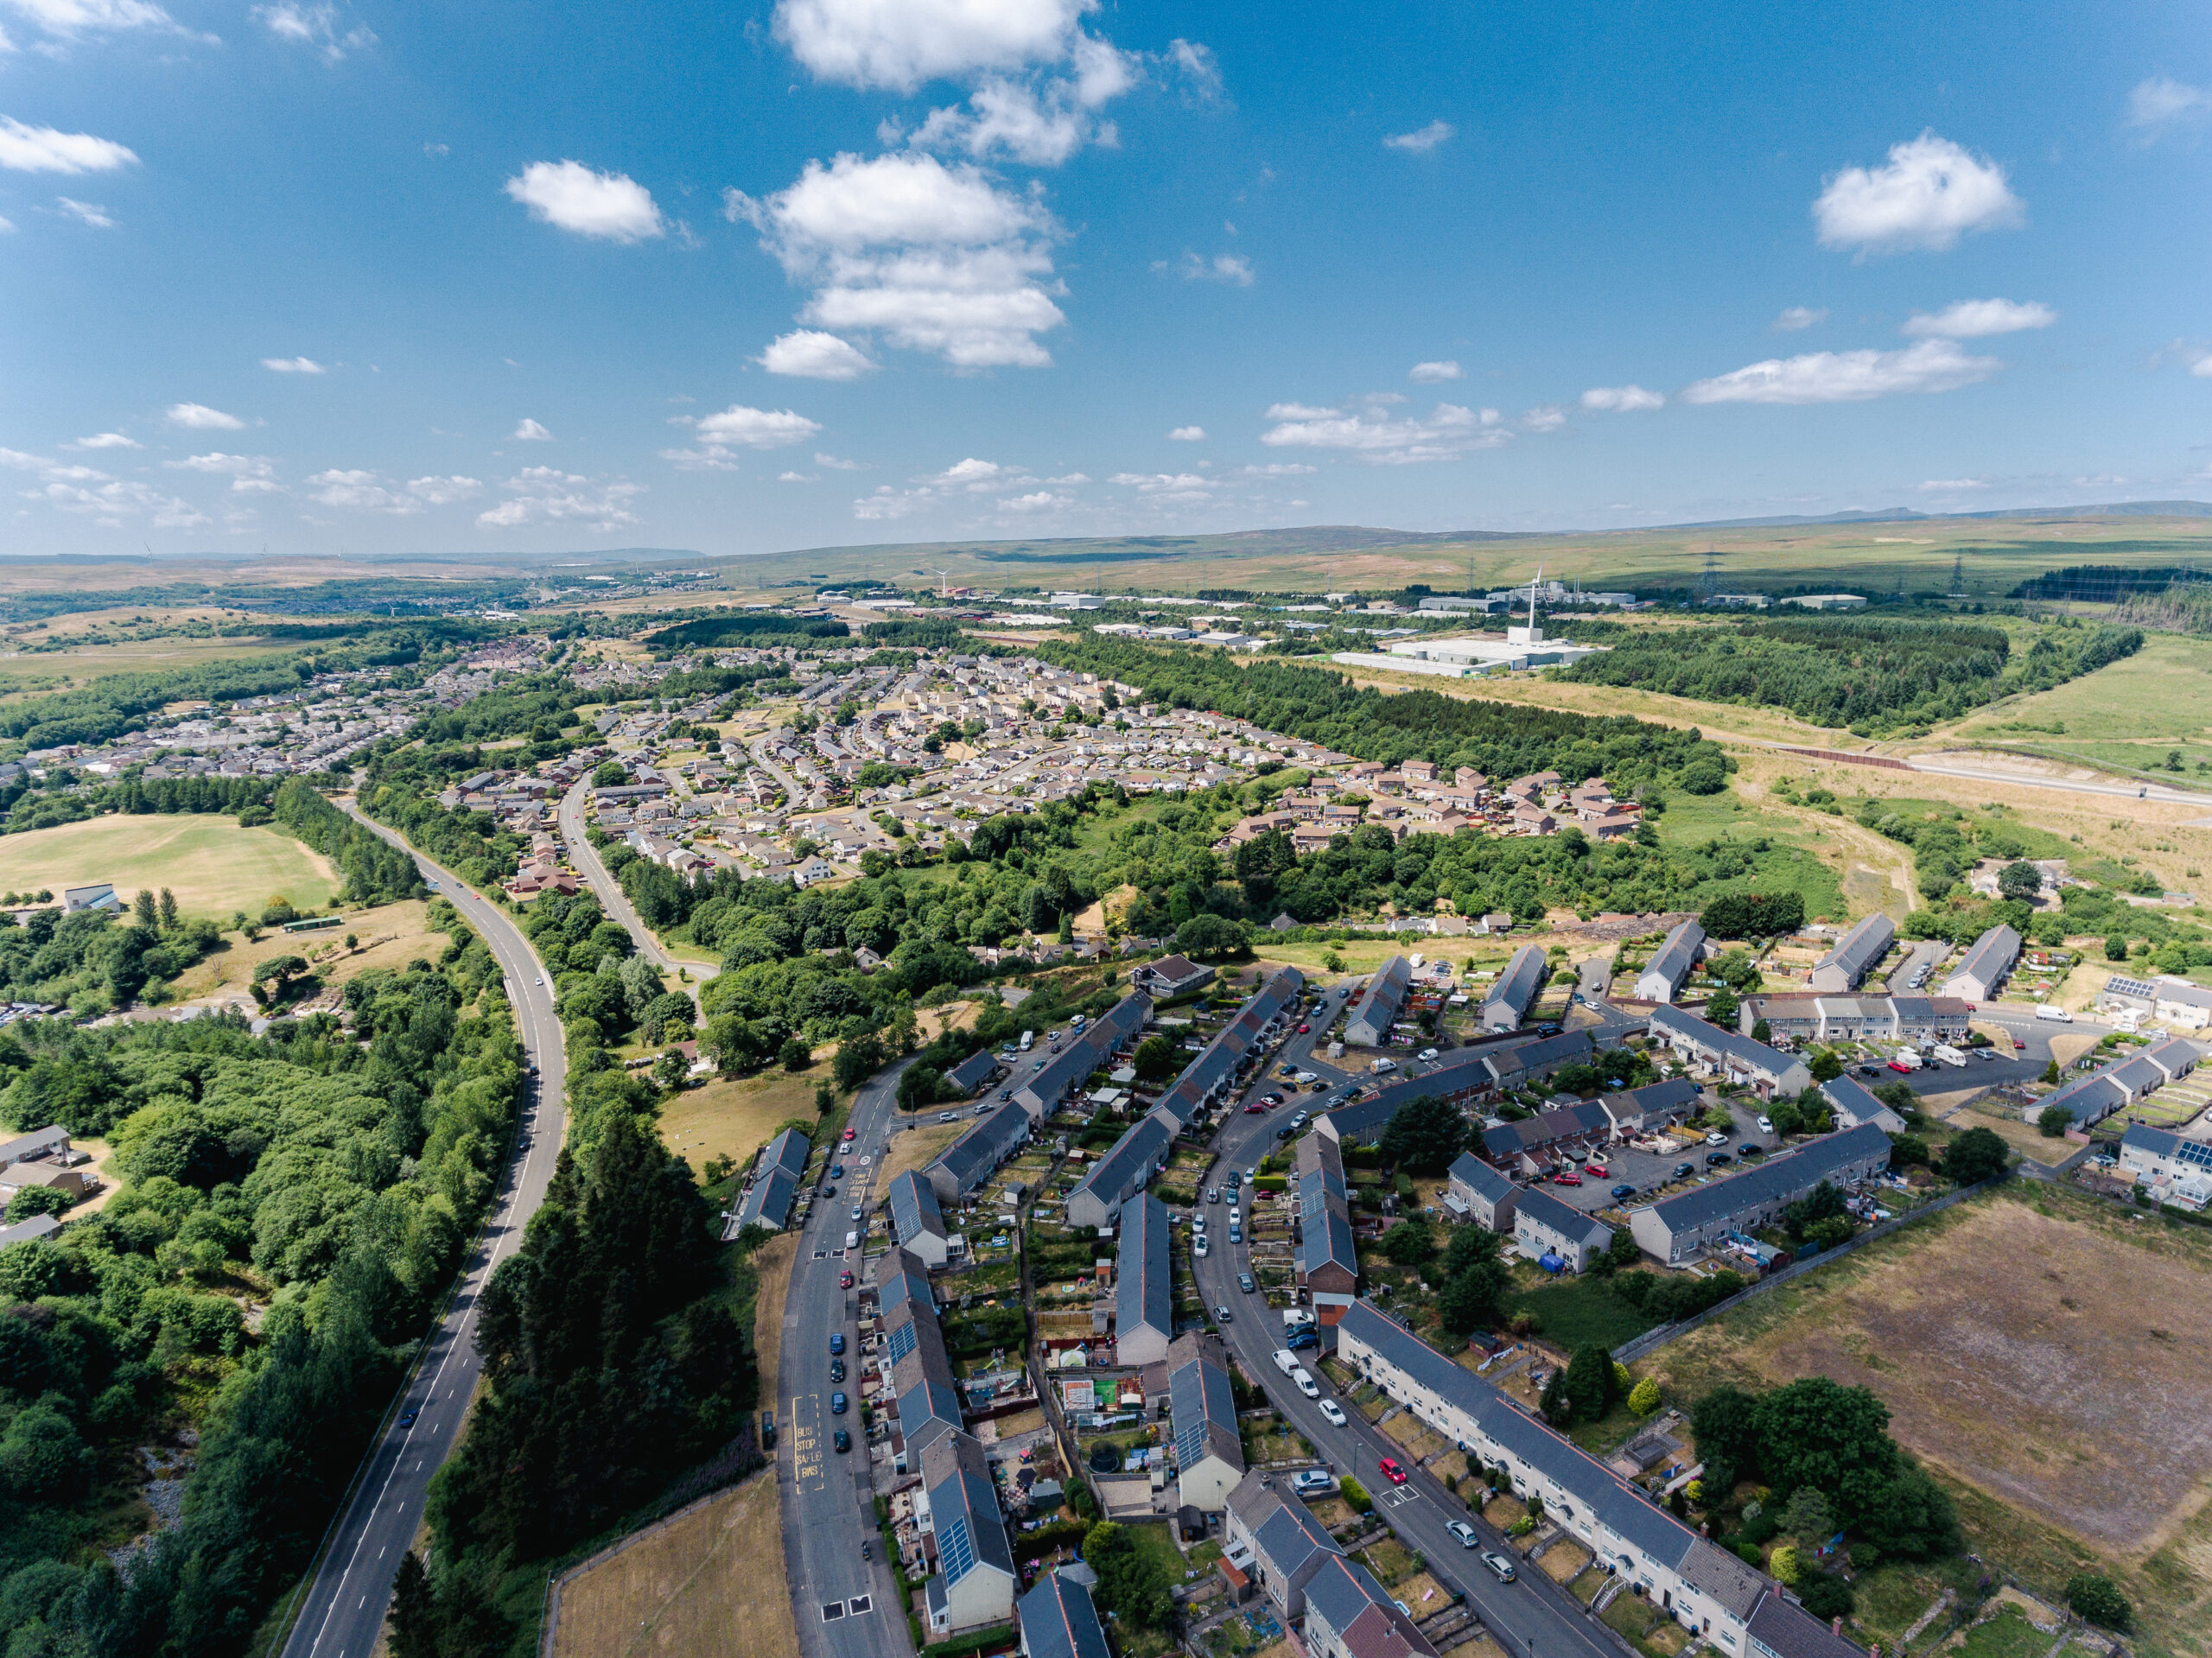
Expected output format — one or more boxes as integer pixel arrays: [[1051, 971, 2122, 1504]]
[[1523, 1094, 1778, 1216]]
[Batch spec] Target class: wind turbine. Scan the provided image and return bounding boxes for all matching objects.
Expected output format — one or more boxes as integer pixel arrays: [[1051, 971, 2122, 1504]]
[[934, 568, 952, 598]]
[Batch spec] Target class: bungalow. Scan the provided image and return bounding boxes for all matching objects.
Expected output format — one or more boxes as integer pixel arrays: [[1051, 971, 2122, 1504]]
[[2028, 1036, 2199, 1129], [0, 1213, 60, 1248], [1627, 1123, 1892, 1266], [1132, 954, 1216, 1000], [1334, 1302, 1863, 1658], [1166, 1335, 1245, 1511], [1114, 1193, 1174, 1366], [1479, 944, 1549, 1032], [1808, 914, 1894, 994], [1647, 1005, 1812, 1101], [1513, 1185, 1613, 1272]]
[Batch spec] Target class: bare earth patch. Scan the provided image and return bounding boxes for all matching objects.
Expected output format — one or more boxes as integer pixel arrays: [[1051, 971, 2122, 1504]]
[[879, 1121, 966, 1186], [550, 1471, 797, 1658], [1660, 1194, 2212, 1554]]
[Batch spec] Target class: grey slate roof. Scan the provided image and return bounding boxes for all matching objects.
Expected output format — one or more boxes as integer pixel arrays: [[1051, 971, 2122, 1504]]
[[1637, 919, 1705, 1000], [1649, 1004, 1806, 1084], [1019, 1572, 1111, 1658], [1319, 1047, 1500, 1140], [1481, 944, 1548, 1026], [1599, 1077, 1700, 1124], [947, 1048, 1001, 1094], [1116, 1193, 1173, 1348], [1169, 1347, 1243, 1473], [1818, 1076, 1905, 1134], [1447, 1151, 1516, 1205], [891, 1169, 948, 1251], [1155, 967, 1306, 1125], [1480, 1098, 1610, 1159], [1068, 1109, 1176, 1219], [923, 1432, 1014, 1588], [734, 1127, 810, 1230], [931, 1100, 1033, 1195], [2124, 1121, 2212, 1172], [1513, 1185, 1611, 1250], [1637, 1121, 1891, 1236], [1814, 913, 1895, 986], [1295, 1133, 1358, 1282], [1345, 956, 1413, 1045], [1943, 924, 2019, 995], [1482, 1027, 1596, 1085], [1017, 994, 1151, 1114], [1745, 1586, 1866, 1658], [0, 1213, 60, 1248], [0, 1125, 69, 1168]]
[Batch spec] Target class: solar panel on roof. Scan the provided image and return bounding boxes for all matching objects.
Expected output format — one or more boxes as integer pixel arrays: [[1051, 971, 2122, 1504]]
[[887, 1321, 918, 1364], [939, 1515, 975, 1585]]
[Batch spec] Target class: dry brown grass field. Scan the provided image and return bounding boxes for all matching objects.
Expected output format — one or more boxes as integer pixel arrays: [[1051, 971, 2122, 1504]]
[[168, 899, 442, 1006], [1648, 1185, 2212, 1653], [549, 1471, 797, 1658], [658, 1068, 820, 1178]]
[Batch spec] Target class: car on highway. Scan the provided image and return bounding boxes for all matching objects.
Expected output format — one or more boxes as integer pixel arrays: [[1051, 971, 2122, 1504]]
[[1447, 1521, 1478, 1548], [1379, 1457, 1408, 1484], [1707, 1150, 1732, 1166], [1318, 1399, 1347, 1426], [1672, 1161, 1695, 1180], [1238, 1273, 1256, 1293], [1291, 1469, 1333, 1495], [1215, 1305, 1233, 1323], [830, 1358, 845, 1382], [1611, 1183, 1637, 1202], [1550, 1168, 1581, 1186], [830, 1392, 848, 1414], [832, 1429, 851, 1453], [398, 1407, 419, 1429], [1481, 1551, 1516, 1583], [830, 1332, 845, 1355], [838, 1269, 855, 1288], [1756, 1114, 1775, 1134]]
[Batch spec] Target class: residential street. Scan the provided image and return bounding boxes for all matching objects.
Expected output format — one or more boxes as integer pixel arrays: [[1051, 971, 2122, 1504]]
[[556, 771, 715, 1009], [279, 810, 569, 1658]]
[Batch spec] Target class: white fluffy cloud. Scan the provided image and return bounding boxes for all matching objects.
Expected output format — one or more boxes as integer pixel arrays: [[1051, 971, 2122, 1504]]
[[0, 116, 137, 173], [1916, 477, 1986, 492], [262, 355, 326, 373], [1408, 360, 1462, 384], [55, 195, 114, 227], [1165, 250, 1252, 285], [2126, 76, 2209, 135], [1900, 298, 2056, 339], [1383, 119, 1454, 153], [3, 445, 206, 527], [729, 150, 1065, 368], [166, 402, 245, 429], [168, 452, 279, 492], [512, 417, 553, 441], [907, 59, 1129, 164], [1260, 400, 1508, 465], [307, 470, 480, 512], [1, 0, 182, 40], [253, 2, 372, 60], [1813, 132, 2023, 255], [478, 467, 641, 530], [1580, 384, 1664, 412], [774, 0, 1094, 92], [758, 329, 877, 379], [1521, 404, 1566, 432], [1109, 470, 1209, 501], [1166, 425, 1205, 441], [1773, 306, 1827, 331], [505, 160, 664, 243], [405, 474, 481, 505], [69, 431, 136, 448], [998, 489, 1070, 512], [693, 404, 823, 448], [1681, 338, 2001, 405]]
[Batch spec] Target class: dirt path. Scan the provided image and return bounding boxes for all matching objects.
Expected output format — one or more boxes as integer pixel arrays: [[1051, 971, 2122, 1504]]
[[749, 1235, 797, 1409]]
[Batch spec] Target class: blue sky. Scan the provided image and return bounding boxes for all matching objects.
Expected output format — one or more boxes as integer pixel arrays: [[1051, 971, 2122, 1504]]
[[3, 0, 2210, 558]]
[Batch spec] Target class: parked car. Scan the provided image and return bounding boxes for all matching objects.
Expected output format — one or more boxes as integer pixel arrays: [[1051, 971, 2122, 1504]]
[[830, 1392, 848, 1415], [937, 1111, 957, 1123], [1194, 1237, 1210, 1258], [1319, 1399, 1347, 1426], [1447, 1521, 1478, 1548], [838, 1269, 854, 1288], [831, 1162, 846, 1177], [1238, 1272, 1257, 1293], [1229, 1227, 1243, 1243], [1583, 1159, 1608, 1177], [830, 1357, 845, 1382], [1206, 1187, 1220, 1203], [1245, 1102, 1268, 1114], [1298, 1023, 1311, 1033], [1738, 1143, 1764, 1159], [1704, 1130, 1728, 1146], [1229, 1206, 1242, 1225], [842, 1128, 856, 1141], [832, 1429, 851, 1453], [1756, 1115, 1774, 1134], [1707, 1150, 1732, 1166], [1418, 1047, 1440, 1062], [1611, 1183, 1637, 1202], [830, 1332, 845, 1355], [1262, 1092, 1285, 1105], [849, 1204, 863, 1222], [1379, 1457, 1408, 1485], [1292, 1470, 1333, 1496], [1671, 1161, 1695, 1180], [1216, 1305, 1234, 1323], [1551, 1168, 1582, 1186], [1482, 1552, 1516, 1583]]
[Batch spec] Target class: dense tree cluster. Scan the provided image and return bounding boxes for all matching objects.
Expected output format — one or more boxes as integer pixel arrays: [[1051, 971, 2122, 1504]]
[[0, 912, 524, 1654], [644, 613, 849, 648], [1561, 616, 2141, 734]]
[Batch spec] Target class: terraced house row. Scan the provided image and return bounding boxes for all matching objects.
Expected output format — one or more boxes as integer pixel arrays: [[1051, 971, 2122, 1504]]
[[1332, 1302, 1860, 1658]]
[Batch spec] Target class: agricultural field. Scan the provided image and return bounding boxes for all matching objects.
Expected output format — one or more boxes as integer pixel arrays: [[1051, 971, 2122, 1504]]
[[548, 1471, 798, 1658], [0, 815, 340, 918], [1646, 1185, 2212, 1654]]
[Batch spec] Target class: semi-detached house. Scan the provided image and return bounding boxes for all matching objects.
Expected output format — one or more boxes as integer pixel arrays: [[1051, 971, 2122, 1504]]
[[1334, 1301, 1863, 1658]]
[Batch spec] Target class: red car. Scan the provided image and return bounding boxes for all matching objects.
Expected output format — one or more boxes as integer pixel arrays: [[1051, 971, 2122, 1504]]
[[1379, 1457, 1408, 1485], [1887, 1059, 1913, 1073], [842, 1128, 857, 1141], [838, 1269, 855, 1288], [1551, 1169, 1582, 1187], [1298, 1023, 1311, 1034], [1583, 1159, 1608, 1178], [1245, 1102, 1268, 1114]]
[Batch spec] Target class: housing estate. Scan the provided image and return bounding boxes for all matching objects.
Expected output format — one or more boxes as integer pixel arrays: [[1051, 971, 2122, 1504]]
[[890, 1169, 953, 1268], [2027, 1036, 2200, 1130], [1735, 994, 1971, 1046], [732, 1128, 810, 1232], [1942, 924, 2021, 1003], [1808, 914, 1895, 993], [1647, 1006, 1812, 1100], [1014, 993, 1151, 1118], [1334, 1302, 1860, 1658], [1626, 1122, 1892, 1265], [1166, 1335, 1245, 1511], [1513, 1185, 1614, 1271], [2118, 1122, 2212, 1209], [926, 1100, 1034, 1200], [1478, 944, 1549, 1031], [1344, 956, 1414, 1047], [1293, 1131, 1359, 1322], [1635, 919, 1705, 1004], [1114, 1193, 1174, 1365], [1017, 1570, 1111, 1658]]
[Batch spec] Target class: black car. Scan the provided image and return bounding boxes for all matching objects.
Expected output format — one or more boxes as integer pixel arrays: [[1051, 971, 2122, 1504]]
[[833, 1429, 852, 1453], [830, 1357, 846, 1382], [1671, 1162, 1695, 1180], [830, 1332, 845, 1355], [1707, 1150, 1732, 1166], [1738, 1143, 1765, 1159]]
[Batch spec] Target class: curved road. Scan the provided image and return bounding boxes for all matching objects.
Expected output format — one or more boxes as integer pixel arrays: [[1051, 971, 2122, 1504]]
[[556, 773, 715, 1011], [276, 809, 568, 1658]]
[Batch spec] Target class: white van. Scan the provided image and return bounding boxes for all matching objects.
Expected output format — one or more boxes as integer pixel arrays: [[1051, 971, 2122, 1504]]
[[2036, 1005, 2074, 1023], [845, 1230, 859, 1249], [1291, 1367, 1321, 1399], [1020, 1030, 1035, 1051], [1271, 1348, 1300, 1376]]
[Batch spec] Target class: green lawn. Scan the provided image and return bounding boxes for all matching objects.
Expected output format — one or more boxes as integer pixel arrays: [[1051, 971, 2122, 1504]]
[[0, 815, 340, 919], [1955, 1607, 2054, 1658], [1121, 1519, 1204, 1585], [1500, 1274, 1662, 1351]]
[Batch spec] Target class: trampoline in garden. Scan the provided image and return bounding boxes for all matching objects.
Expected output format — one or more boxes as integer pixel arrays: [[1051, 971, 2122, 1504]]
[[1088, 1442, 1122, 1474]]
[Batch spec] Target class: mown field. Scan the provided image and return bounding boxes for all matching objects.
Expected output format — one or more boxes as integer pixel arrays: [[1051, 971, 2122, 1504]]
[[0, 816, 340, 917]]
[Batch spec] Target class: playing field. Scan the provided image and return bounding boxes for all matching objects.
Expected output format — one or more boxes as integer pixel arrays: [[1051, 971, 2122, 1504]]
[[1647, 1185, 2212, 1651], [549, 1471, 798, 1658], [0, 816, 340, 918]]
